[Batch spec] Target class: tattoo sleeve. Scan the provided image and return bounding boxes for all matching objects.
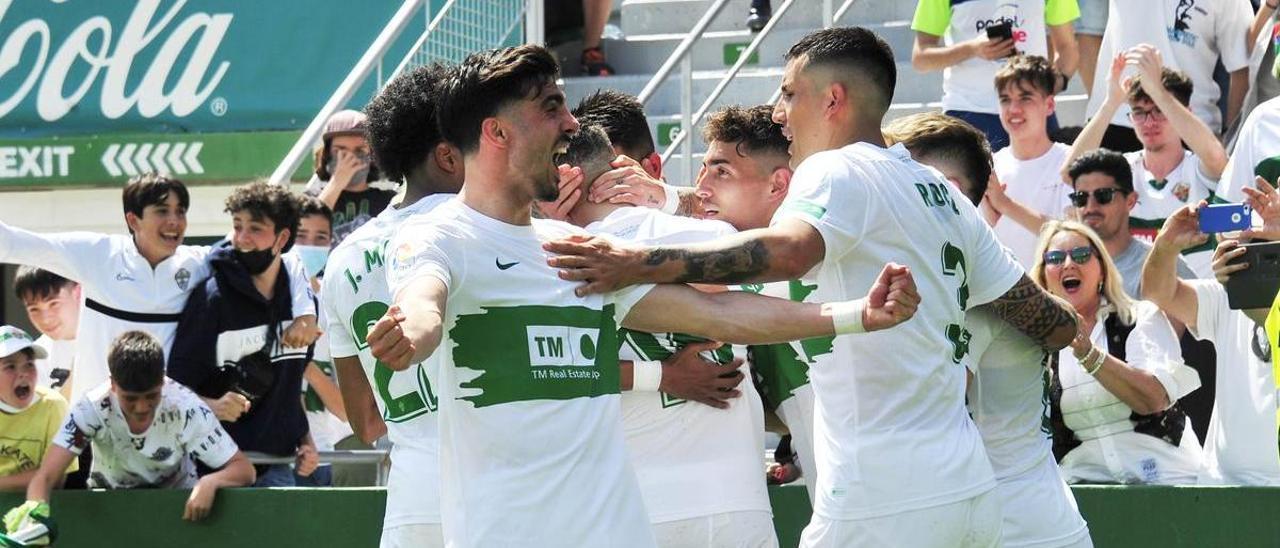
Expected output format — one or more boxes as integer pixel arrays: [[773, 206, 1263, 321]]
[[985, 275, 1077, 350], [674, 187, 700, 217], [644, 235, 772, 284]]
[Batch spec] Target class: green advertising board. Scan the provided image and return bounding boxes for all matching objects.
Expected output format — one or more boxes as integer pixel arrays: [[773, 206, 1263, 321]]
[[0, 0, 435, 187]]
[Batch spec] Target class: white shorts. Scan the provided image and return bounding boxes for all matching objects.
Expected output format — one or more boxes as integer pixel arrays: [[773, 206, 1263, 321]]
[[996, 456, 1093, 547], [799, 489, 1002, 548], [380, 523, 444, 548], [652, 511, 779, 548]]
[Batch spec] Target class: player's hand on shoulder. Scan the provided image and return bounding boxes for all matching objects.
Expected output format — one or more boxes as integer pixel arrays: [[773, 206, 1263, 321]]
[[863, 263, 920, 331], [589, 155, 668, 209], [544, 234, 646, 296], [367, 305, 416, 370], [658, 341, 744, 410]]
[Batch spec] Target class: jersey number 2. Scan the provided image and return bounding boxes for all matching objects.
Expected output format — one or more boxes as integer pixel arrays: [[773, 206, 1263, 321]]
[[352, 301, 439, 422]]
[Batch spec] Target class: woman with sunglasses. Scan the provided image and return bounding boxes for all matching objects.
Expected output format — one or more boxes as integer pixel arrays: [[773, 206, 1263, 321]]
[[1032, 220, 1204, 484]]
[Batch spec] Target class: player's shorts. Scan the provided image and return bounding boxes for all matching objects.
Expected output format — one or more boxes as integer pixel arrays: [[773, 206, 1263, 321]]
[[996, 456, 1092, 547], [799, 489, 1001, 548], [380, 523, 444, 548], [652, 511, 779, 548]]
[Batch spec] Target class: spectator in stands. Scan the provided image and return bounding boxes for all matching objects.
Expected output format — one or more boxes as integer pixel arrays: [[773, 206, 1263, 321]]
[[1066, 47, 1227, 277], [0, 327, 74, 492], [747, 0, 771, 32], [291, 196, 350, 487], [1065, 150, 1196, 299], [13, 268, 77, 397], [168, 182, 320, 487], [1083, 0, 1251, 150], [1074, 0, 1107, 96], [1143, 195, 1280, 486], [980, 54, 1077, 268], [580, 0, 615, 76], [911, 0, 1080, 150], [6, 331, 254, 540], [1033, 220, 1204, 484], [0, 173, 319, 407], [310, 110, 395, 244]]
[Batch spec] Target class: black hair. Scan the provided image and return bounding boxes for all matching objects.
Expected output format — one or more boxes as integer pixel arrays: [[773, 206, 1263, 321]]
[[1067, 149, 1134, 193], [785, 26, 897, 116], [297, 194, 333, 227], [572, 89, 656, 159], [702, 104, 789, 160], [437, 45, 561, 154], [563, 125, 616, 185], [223, 182, 302, 252], [121, 173, 190, 233], [108, 331, 165, 392], [365, 63, 452, 184], [13, 266, 75, 303]]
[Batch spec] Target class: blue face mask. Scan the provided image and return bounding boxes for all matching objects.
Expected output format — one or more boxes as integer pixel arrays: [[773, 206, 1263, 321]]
[[294, 245, 331, 279]]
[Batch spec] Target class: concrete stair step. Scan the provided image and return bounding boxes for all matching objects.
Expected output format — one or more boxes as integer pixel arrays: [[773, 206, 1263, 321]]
[[621, 0, 917, 36]]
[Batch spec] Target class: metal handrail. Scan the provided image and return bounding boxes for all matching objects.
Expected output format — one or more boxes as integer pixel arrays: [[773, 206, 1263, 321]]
[[659, 0, 798, 163], [267, 0, 426, 185], [386, 0, 460, 84], [636, 0, 733, 105]]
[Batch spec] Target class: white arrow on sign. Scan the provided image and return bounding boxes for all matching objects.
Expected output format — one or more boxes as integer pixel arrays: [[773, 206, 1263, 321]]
[[101, 141, 205, 177]]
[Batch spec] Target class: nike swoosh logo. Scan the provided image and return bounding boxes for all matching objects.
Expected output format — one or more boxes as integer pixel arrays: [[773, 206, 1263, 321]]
[[496, 258, 519, 270]]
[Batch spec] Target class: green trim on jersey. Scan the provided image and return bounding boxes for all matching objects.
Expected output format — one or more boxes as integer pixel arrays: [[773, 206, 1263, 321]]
[[1045, 0, 1081, 26], [303, 360, 334, 412], [349, 300, 439, 422], [741, 281, 831, 411], [911, 0, 952, 36], [619, 328, 736, 408], [451, 304, 624, 407], [1129, 216, 1216, 255]]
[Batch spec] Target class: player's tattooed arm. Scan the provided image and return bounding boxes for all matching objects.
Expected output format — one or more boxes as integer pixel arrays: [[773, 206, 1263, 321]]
[[985, 275, 1078, 351], [545, 219, 824, 295]]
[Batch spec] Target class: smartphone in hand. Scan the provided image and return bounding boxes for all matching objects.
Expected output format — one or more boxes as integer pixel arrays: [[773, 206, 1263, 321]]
[[1198, 203, 1252, 233]]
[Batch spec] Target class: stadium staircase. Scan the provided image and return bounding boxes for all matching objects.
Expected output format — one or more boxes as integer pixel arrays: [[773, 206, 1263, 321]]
[[555, 0, 1091, 186]]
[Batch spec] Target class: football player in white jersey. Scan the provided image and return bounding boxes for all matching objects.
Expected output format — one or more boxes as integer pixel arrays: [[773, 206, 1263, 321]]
[[545, 27, 1078, 547], [0, 174, 320, 406], [561, 125, 778, 547], [323, 63, 464, 548], [692, 104, 828, 504], [885, 112, 1093, 548], [364, 45, 920, 548]]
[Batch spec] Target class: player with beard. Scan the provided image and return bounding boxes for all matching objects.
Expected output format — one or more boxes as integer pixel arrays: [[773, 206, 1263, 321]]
[[323, 62, 464, 548], [543, 27, 1077, 547], [365, 44, 921, 547]]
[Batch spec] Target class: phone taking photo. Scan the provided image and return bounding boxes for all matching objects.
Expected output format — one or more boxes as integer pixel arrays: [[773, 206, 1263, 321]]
[[1198, 203, 1252, 233]]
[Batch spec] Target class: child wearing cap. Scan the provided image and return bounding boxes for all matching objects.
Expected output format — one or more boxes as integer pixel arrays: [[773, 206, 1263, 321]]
[[308, 109, 397, 245], [0, 326, 76, 491]]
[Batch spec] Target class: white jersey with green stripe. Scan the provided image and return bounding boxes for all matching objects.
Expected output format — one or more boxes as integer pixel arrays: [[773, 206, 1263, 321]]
[[322, 193, 453, 530], [586, 207, 773, 524], [387, 199, 656, 548], [741, 279, 830, 504], [1124, 150, 1217, 277]]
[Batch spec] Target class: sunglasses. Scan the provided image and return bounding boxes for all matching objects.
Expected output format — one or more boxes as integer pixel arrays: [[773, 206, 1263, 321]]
[[1043, 245, 1095, 266], [1069, 188, 1126, 208]]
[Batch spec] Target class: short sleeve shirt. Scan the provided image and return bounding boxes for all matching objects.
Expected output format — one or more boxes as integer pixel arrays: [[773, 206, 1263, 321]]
[[0, 387, 76, 477]]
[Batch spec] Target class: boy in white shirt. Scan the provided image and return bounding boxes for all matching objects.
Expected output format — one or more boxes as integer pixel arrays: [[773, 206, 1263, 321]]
[[3, 331, 254, 545]]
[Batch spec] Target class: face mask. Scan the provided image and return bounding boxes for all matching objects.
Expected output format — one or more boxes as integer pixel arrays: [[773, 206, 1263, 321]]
[[294, 245, 330, 279], [235, 247, 278, 275]]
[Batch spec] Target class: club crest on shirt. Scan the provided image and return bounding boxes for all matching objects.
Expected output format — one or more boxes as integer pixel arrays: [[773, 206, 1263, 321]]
[[174, 268, 191, 291], [1172, 181, 1191, 203]]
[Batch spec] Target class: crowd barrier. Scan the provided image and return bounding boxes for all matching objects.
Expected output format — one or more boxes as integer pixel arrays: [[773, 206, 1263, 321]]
[[2, 484, 1278, 546]]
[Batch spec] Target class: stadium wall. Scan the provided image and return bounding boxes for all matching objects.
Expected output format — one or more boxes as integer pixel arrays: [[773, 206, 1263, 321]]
[[3, 485, 1279, 546]]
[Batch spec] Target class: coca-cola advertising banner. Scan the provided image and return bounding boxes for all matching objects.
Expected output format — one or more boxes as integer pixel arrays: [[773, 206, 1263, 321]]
[[0, 0, 414, 187]]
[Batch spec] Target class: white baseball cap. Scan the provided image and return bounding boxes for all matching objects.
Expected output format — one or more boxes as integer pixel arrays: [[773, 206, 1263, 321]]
[[0, 326, 48, 360]]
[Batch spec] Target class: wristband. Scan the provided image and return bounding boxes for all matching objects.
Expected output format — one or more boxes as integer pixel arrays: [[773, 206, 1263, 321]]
[[660, 184, 680, 215], [632, 360, 664, 392], [829, 299, 867, 335]]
